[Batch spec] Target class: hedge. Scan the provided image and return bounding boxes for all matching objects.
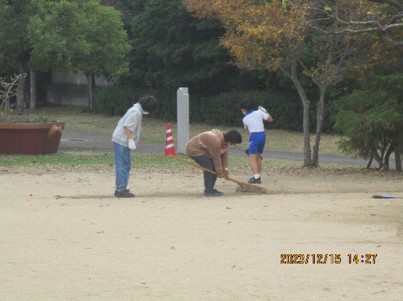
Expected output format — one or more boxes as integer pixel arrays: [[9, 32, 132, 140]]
[[93, 86, 336, 132]]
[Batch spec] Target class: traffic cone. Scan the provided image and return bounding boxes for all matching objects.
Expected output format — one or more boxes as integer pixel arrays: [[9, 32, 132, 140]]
[[164, 122, 176, 156]]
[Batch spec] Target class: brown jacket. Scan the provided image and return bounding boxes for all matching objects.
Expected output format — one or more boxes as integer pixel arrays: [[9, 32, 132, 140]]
[[185, 129, 229, 177]]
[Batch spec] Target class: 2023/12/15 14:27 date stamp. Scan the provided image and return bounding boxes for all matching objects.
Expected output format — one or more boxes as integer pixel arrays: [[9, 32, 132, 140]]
[[280, 253, 378, 265]]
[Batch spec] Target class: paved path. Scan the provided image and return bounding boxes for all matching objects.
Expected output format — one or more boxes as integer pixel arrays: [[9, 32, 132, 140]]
[[59, 129, 368, 166]]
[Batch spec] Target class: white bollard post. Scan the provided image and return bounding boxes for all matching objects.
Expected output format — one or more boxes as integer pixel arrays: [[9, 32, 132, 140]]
[[177, 87, 189, 154]]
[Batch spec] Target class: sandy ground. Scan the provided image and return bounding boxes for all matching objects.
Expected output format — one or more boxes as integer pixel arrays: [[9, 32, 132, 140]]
[[0, 167, 402, 301]]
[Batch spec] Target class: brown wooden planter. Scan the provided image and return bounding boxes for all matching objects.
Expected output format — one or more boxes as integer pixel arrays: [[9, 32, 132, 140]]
[[0, 122, 65, 155]]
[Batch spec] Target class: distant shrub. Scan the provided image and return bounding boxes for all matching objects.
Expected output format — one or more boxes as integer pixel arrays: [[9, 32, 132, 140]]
[[93, 85, 133, 115], [194, 90, 302, 130], [93, 85, 165, 116]]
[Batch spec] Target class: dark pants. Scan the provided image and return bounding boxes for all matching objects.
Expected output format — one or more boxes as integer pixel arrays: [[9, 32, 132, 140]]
[[190, 155, 217, 191]]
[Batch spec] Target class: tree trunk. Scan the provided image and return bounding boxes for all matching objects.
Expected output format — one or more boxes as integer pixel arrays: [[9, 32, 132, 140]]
[[395, 145, 402, 172], [87, 72, 95, 110], [2, 95, 10, 113], [30, 70, 37, 109], [16, 64, 27, 113], [384, 144, 394, 171], [366, 155, 373, 169], [371, 148, 384, 169], [312, 86, 326, 167], [290, 54, 312, 167]]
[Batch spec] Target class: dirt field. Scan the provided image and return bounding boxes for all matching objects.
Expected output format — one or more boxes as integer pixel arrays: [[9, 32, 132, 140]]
[[1, 167, 402, 301]]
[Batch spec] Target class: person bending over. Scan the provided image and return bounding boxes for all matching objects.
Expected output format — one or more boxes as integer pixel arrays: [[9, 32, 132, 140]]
[[112, 95, 157, 198], [186, 129, 242, 197]]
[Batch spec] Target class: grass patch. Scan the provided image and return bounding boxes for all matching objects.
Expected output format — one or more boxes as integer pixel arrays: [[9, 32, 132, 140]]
[[0, 152, 255, 171], [0, 106, 361, 173], [0, 151, 357, 173], [3, 152, 401, 181], [0, 152, 114, 169]]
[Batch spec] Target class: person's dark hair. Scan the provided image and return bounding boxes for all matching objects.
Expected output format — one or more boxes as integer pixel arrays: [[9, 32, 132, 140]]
[[139, 95, 157, 113], [224, 130, 242, 144], [240, 98, 254, 111]]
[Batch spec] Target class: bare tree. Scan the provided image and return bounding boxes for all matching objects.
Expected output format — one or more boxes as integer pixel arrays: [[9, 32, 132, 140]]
[[331, 0, 403, 47], [0, 73, 26, 114]]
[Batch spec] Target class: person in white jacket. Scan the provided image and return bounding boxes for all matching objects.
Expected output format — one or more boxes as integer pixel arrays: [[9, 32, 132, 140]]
[[112, 95, 157, 198]]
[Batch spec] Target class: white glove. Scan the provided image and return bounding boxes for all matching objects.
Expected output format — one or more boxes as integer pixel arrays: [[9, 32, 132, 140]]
[[258, 106, 267, 113], [128, 139, 137, 150]]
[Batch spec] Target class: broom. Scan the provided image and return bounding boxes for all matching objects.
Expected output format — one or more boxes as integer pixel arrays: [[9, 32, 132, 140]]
[[172, 155, 268, 194]]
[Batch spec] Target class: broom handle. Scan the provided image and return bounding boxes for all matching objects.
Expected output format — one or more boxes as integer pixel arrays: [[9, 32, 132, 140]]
[[172, 155, 262, 190], [172, 154, 232, 179]]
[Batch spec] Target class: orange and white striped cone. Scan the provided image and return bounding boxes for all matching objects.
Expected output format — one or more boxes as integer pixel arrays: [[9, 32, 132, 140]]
[[164, 122, 176, 156]]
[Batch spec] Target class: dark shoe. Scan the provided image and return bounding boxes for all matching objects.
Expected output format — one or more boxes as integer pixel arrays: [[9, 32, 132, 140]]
[[203, 189, 224, 197], [115, 189, 135, 198], [248, 177, 261, 184]]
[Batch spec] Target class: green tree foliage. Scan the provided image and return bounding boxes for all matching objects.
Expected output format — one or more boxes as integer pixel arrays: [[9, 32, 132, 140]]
[[129, 0, 239, 95], [28, 0, 130, 77], [335, 72, 403, 171], [0, 0, 130, 109], [0, 0, 32, 74]]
